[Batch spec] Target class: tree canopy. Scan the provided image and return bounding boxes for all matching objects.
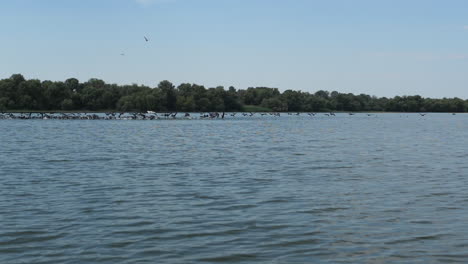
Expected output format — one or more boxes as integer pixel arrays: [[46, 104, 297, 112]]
[[1, 74, 467, 113]]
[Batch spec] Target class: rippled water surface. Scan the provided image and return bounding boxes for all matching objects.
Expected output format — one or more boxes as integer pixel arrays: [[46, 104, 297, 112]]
[[1, 113, 468, 263]]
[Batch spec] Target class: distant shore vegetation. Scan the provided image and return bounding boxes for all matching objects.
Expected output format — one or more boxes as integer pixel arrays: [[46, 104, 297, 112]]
[[1, 74, 467, 113]]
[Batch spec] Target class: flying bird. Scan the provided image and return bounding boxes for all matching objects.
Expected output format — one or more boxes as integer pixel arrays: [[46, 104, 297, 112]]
[[144, 36, 149, 42]]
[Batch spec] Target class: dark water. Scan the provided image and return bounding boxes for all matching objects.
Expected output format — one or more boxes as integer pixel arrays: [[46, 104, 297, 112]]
[[1, 113, 468, 264]]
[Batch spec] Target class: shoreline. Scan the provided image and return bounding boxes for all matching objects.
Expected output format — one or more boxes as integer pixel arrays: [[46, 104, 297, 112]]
[[0, 111, 461, 121], [1, 110, 464, 114]]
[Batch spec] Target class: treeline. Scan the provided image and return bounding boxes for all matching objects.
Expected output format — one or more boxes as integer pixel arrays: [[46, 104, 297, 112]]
[[1, 74, 467, 113]]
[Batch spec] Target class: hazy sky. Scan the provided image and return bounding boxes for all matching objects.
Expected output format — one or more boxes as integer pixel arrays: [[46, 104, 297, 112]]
[[1, 0, 468, 98]]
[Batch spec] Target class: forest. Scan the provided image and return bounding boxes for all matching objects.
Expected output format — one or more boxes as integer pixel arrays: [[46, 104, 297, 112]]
[[1, 74, 467, 113]]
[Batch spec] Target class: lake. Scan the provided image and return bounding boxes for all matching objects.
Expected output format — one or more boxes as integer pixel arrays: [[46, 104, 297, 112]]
[[1, 113, 468, 263]]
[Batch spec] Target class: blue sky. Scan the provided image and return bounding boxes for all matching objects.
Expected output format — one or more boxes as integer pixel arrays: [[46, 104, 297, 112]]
[[1, 0, 468, 97]]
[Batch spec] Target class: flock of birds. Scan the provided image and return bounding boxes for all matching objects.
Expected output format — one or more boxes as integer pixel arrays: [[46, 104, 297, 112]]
[[13, 36, 439, 120], [3, 36, 451, 121], [0, 112, 452, 120]]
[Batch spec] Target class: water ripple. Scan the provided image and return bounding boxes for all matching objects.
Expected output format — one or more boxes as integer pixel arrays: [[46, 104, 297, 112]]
[[2, 114, 468, 263]]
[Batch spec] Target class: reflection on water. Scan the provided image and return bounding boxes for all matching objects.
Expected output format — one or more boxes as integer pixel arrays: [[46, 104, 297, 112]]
[[1, 113, 468, 263]]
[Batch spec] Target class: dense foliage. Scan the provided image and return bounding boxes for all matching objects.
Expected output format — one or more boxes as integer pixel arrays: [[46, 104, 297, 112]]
[[1, 74, 467, 112]]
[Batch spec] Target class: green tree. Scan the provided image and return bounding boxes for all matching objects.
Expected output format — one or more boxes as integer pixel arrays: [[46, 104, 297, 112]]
[[158, 80, 177, 111]]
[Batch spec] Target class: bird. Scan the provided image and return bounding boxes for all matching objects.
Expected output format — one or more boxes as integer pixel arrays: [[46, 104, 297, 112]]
[[144, 36, 149, 42], [120, 53, 125, 56]]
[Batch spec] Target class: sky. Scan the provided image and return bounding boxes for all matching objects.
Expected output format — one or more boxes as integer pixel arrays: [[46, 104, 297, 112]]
[[1, 0, 468, 98]]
